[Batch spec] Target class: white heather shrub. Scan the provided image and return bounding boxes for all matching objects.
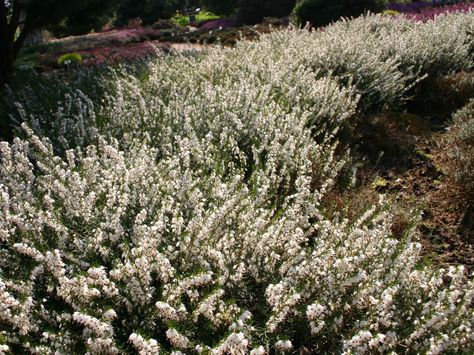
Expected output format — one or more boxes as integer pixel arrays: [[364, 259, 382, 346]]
[[1, 127, 473, 353], [305, 12, 474, 111], [0, 11, 473, 355], [339, 12, 474, 77], [5, 11, 474, 144]]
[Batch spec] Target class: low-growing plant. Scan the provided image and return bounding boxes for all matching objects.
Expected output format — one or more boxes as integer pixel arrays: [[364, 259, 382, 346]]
[[57, 52, 83, 67], [382, 9, 401, 16]]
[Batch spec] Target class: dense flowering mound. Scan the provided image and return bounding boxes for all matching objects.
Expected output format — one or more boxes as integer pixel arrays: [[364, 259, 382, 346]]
[[1, 12, 474, 354]]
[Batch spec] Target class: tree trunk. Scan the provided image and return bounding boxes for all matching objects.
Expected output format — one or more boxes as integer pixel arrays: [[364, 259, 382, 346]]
[[0, 44, 14, 86], [0, 2, 33, 141], [0, 40, 15, 141]]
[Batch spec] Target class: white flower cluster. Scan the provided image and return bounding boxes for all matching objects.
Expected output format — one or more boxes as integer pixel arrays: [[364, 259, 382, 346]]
[[129, 333, 160, 354], [73, 312, 119, 353], [274, 339, 293, 352], [211, 332, 249, 354], [0, 11, 473, 354], [166, 328, 191, 349]]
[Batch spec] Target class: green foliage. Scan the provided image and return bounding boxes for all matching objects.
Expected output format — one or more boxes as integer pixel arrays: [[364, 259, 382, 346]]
[[57, 53, 83, 67], [294, 0, 343, 27], [200, 0, 296, 22], [15, 52, 40, 70], [196, 11, 221, 22], [294, 0, 386, 27]]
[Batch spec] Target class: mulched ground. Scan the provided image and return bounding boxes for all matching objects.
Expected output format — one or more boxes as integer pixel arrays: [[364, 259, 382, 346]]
[[360, 110, 474, 270]]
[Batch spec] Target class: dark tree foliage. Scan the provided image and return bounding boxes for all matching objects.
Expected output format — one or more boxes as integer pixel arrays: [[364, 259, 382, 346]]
[[294, 0, 385, 28], [198, 0, 296, 24], [200, 0, 236, 15], [48, 0, 117, 37], [114, 0, 180, 26], [237, 0, 296, 25], [236, 0, 297, 25]]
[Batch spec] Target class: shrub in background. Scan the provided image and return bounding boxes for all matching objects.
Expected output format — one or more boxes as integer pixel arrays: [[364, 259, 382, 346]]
[[386, 1, 432, 13], [30, 0, 119, 39], [294, 0, 344, 27], [151, 19, 178, 30], [294, 0, 386, 27]]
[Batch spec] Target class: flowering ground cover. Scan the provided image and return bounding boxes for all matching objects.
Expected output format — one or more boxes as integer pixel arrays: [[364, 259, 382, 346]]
[[77, 41, 168, 66], [48, 28, 164, 53], [387, 1, 474, 21], [386, 1, 434, 13], [404, 2, 474, 21], [1, 10, 474, 354]]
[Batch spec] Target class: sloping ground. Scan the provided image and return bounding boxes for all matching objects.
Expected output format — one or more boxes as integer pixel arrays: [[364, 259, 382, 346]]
[[48, 28, 163, 52], [365, 115, 474, 268], [39, 39, 208, 68], [356, 72, 474, 270], [36, 28, 165, 68], [76, 40, 169, 66], [74, 41, 207, 66], [33, 25, 218, 69], [28, 20, 279, 69]]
